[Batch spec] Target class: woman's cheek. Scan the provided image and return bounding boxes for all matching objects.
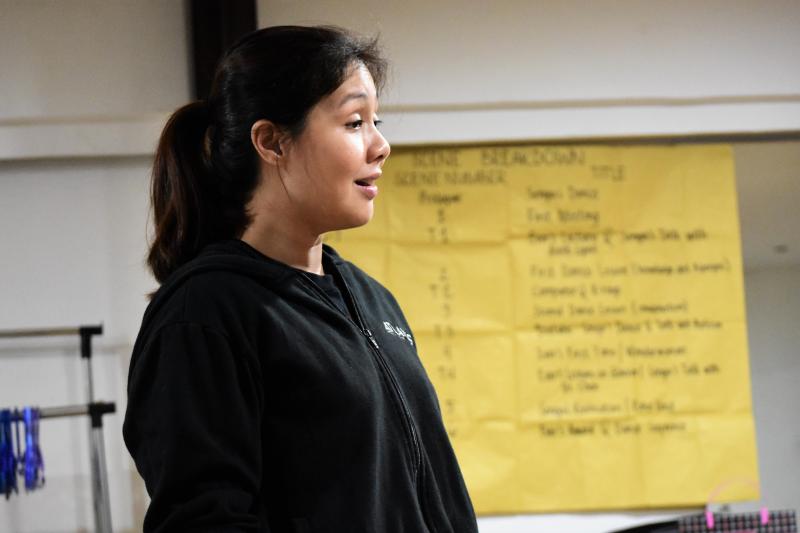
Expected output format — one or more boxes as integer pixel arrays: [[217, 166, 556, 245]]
[[341, 136, 366, 165]]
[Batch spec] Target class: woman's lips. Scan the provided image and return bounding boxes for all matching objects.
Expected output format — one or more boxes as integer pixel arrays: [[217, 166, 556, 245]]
[[354, 174, 380, 199]]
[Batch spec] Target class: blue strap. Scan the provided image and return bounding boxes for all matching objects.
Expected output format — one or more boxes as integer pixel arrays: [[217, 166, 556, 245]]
[[0, 409, 19, 499], [23, 407, 45, 491]]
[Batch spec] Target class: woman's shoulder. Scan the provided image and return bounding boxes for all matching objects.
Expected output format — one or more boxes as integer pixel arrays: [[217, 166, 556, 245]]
[[185, 267, 264, 306], [139, 259, 282, 350], [144, 240, 290, 323]]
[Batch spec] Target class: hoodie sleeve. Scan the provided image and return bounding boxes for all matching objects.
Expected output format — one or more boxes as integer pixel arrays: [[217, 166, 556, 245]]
[[123, 322, 266, 532]]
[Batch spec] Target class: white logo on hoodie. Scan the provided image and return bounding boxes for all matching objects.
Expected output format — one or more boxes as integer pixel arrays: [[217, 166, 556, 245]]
[[383, 321, 414, 346]]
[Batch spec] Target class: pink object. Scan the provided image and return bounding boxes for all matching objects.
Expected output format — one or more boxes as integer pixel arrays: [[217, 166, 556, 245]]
[[760, 506, 769, 525], [706, 510, 715, 529]]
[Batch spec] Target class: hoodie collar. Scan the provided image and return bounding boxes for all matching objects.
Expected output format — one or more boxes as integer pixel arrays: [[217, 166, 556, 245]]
[[141, 239, 345, 335]]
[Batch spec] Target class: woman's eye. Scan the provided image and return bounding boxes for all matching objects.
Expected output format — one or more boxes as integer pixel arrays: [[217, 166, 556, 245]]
[[346, 118, 383, 130]]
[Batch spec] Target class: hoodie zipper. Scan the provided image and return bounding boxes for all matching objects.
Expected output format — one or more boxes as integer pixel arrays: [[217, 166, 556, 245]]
[[362, 327, 423, 478], [297, 273, 423, 477], [297, 271, 433, 529]]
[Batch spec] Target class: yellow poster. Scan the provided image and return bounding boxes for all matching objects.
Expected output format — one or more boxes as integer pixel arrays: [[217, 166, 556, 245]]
[[326, 144, 758, 513]]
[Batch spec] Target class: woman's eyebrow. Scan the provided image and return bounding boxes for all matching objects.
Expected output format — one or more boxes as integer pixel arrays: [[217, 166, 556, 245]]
[[338, 91, 369, 108]]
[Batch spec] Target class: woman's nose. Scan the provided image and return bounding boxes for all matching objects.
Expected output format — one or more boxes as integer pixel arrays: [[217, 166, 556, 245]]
[[369, 127, 390, 164]]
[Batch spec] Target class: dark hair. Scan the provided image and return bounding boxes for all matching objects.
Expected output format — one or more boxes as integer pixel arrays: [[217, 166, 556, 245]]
[[147, 25, 387, 284]]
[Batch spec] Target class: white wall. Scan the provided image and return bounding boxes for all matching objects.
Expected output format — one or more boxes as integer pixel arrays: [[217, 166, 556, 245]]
[[0, 1, 189, 121], [745, 267, 800, 509], [258, 0, 800, 143], [0, 1, 187, 531], [0, 1, 798, 532], [0, 157, 155, 532], [0, 0, 190, 159]]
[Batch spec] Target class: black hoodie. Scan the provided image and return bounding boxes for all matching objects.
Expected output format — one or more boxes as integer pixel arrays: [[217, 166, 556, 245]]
[[123, 239, 478, 533]]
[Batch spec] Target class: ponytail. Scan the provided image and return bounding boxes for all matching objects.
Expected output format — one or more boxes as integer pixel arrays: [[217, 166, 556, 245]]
[[147, 101, 216, 284]]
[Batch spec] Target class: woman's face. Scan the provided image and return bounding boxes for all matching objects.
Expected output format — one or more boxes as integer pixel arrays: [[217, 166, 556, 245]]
[[278, 64, 390, 236]]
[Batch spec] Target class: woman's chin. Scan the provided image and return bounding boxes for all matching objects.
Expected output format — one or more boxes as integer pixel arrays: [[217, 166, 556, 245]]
[[325, 207, 374, 234], [346, 205, 375, 229]]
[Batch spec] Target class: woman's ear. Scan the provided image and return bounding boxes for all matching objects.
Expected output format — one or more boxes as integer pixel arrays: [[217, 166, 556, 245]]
[[250, 119, 285, 165]]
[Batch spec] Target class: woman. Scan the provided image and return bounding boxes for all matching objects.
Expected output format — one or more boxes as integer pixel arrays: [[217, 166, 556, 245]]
[[123, 26, 478, 532]]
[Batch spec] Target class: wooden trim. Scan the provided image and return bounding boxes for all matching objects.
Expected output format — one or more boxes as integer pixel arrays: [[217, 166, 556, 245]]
[[188, 0, 256, 100]]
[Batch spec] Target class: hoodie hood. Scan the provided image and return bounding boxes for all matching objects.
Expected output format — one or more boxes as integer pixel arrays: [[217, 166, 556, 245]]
[[135, 239, 345, 361]]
